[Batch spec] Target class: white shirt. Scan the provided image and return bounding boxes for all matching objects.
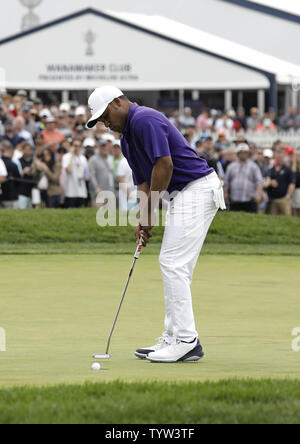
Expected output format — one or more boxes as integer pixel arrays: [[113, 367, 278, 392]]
[[0, 158, 7, 195], [62, 153, 88, 198], [18, 129, 34, 146], [117, 157, 136, 196], [0, 158, 7, 177], [215, 118, 234, 132]]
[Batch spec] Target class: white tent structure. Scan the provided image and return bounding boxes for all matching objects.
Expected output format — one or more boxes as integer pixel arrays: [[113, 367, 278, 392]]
[[0, 7, 299, 112]]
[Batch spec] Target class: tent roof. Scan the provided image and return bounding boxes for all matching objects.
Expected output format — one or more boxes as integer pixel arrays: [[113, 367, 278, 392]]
[[107, 9, 300, 85], [222, 0, 300, 20]]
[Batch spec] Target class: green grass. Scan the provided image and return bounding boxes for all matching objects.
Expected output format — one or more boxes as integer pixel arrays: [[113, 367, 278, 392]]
[[1, 254, 299, 388], [1, 379, 300, 424], [0, 210, 300, 252], [1, 210, 300, 423]]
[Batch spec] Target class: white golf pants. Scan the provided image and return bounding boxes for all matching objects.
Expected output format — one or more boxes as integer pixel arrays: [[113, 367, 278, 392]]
[[159, 172, 225, 342]]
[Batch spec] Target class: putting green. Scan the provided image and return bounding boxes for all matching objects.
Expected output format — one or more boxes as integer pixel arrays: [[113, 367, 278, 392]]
[[1, 254, 300, 387]]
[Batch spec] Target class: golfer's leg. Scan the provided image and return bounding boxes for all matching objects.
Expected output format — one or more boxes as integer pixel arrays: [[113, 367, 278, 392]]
[[160, 186, 217, 342]]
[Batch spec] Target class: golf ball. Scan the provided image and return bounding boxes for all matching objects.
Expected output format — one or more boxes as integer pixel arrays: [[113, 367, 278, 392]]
[[92, 362, 101, 371]]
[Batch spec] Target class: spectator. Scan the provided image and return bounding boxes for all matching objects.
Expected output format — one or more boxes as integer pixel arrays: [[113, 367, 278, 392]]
[[88, 140, 115, 208], [184, 126, 197, 148], [196, 139, 224, 179], [75, 106, 87, 129], [196, 110, 211, 132], [215, 111, 234, 134], [179, 107, 195, 128], [236, 107, 247, 130], [42, 116, 65, 152], [62, 138, 88, 208], [220, 147, 237, 173], [22, 106, 40, 136], [18, 142, 35, 209], [169, 110, 182, 130], [224, 143, 264, 213], [56, 113, 73, 138], [2, 123, 25, 147], [258, 147, 274, 178], [83, 138, 96, 160], [117, 155, 138, 211], [247, 107, 260, 130], [0, 141, 21, 209], [59, 103, 71, 116], [281, 107, 300, 131], [14, 116, 34, 145], [284, 146, 295, 168], [33, 133, 46, 158], [0, 155, 8, 187], [214, 130, 230, 154], [266, 146, 296, 216], [292, 148, 300, 217], [101, 133, 115, 155], [256, 113, 276, 132], [33, 148, 62, 208], [108, 140, 123, 184]]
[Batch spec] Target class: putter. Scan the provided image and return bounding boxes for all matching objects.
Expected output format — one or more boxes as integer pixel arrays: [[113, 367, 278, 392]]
[[93, 239, 143, 360]]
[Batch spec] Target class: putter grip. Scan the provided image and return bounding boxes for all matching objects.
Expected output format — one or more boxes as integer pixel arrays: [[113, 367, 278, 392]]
[[134, 241, 143, 259]]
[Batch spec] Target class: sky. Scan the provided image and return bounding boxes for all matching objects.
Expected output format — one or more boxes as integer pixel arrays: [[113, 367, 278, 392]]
[[0, 0, 299, 40]]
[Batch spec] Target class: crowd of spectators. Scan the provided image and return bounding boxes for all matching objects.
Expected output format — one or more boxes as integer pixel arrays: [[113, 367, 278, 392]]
[[0, 90, 300, 217]]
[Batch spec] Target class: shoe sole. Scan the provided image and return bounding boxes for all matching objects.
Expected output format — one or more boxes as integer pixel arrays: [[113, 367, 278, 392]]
[[135, 352, 148, 360], [147, 354, 204, 363]]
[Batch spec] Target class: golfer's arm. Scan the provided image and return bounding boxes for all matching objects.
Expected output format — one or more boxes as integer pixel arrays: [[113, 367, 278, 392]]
[[150, 156, 173, 192], [143, 157, 173, 226]]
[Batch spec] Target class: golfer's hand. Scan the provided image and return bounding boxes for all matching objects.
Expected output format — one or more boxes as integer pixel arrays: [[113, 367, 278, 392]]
[[135, 225, 152, 247]]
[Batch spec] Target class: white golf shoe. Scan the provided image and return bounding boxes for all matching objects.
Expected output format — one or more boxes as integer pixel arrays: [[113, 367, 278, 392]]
[[135, 334, 172, 360], [147, 338, 204, 363]]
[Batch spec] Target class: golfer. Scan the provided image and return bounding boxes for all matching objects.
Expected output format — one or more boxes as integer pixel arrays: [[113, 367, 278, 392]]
[[86, 86, 226, 363]]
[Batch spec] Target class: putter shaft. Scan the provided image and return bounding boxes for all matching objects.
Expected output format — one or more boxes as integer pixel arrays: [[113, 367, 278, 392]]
[[93, 241, 143, 359]]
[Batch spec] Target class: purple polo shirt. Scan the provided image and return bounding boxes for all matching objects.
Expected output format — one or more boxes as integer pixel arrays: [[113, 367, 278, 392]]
[[121, 104, 213, 193]]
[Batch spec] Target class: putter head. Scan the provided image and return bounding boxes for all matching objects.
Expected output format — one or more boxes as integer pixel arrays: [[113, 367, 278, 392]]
[[93, 354, 111, 360]]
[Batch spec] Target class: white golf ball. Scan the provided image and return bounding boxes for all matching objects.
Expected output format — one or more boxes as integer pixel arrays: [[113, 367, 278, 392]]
[[91, 362, 101, 371]]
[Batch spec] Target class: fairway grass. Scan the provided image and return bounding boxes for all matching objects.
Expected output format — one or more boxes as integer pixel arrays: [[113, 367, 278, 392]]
[[1, 379, 300, 424], [1, 254, 300, 388]]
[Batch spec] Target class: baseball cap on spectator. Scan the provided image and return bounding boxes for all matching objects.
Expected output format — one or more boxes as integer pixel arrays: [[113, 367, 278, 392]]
[[236, 143, 250, 153], [263, 149, 273, 159], [86, 86, 124, 129], [234, 134, 248, 144], [45, 116, 56, 123], [99, 139, 108, 147], [102, 133, 115, 143], [76, 106, 86, 117], [17, 90, 27, 97], [60, 103, 71, 113], [40, 109, 51, 119], [210, 109, 218, 116], [285, 146, 295, 155], [83, 138, 96, 148], [113, 140, 121, 147], [200, 132, 209, 141]]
